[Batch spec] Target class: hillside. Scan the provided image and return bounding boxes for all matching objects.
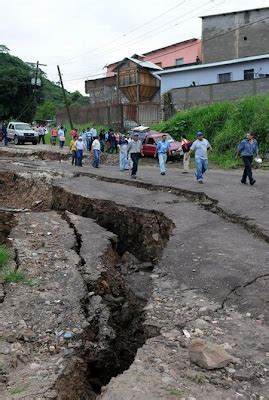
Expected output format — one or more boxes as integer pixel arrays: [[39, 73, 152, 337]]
[[154, 95, 269, 168], [0, 49, 88, 122]]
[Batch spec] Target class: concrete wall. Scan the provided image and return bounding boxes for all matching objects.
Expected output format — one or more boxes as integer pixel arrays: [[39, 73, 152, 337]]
[[170, 77, 269, 110], [202, 8, 269, 63], [160, 59, 269, 94]]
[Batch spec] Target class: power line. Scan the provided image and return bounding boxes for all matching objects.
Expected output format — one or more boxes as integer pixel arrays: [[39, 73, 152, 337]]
[[57, 0, 225, 82], [147, 14, 269, 61], [52, 0, 187, 65], [60, 0, 212, 67], [63, 13, 269, 84]]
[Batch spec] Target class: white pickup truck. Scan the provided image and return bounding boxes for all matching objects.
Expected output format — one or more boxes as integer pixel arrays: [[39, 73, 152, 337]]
[[7, 122, 39, 145]]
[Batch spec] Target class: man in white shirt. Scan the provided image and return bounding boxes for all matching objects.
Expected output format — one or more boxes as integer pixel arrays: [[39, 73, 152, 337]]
[[90, 125, 97, 139], [127, 134, 144, 178], [75, 136, 86, 167], [189, 131, 212, 184], [58, 126, 65, 149], [91, 136, 101, 168]]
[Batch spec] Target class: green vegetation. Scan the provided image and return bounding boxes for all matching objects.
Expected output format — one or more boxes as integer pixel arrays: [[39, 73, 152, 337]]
[[0, 246, 10, 268], [4, 270, 25, 284], [0, 245, 26, 284], [167, 387, 185, 397], [0, 47, 88, 122], [187, 370, 207, 384], [0, 52, 40, 121], [8, 384, 30, 395], [153, 95, 269, 168]]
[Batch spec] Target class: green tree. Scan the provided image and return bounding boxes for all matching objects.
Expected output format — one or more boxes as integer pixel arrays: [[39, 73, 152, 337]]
[[0, 45, 10, 53], [35, 101, 57, 120], [0, 52, 43, 121]]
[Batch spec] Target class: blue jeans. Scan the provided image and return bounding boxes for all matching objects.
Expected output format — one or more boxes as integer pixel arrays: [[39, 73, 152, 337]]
[[195, 157, 208, 181], [76, 149, 83, 166], [158, 153, 167, 174], [119, 152, 128, 170], [92, 149, 100, 168]]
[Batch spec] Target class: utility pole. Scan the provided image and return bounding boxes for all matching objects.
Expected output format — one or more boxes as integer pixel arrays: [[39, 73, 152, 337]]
[[57, 65, 73, 129]]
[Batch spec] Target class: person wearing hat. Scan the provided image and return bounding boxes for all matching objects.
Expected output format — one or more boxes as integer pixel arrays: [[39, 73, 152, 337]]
[[237, 132, 259, 185], [189, 131, 212, 184], [75, 136, 86, 167], [154, 134, 171, 175], [127, 133, 144, 179]]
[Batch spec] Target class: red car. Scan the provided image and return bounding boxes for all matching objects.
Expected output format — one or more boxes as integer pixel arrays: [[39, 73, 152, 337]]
[[129, 127, 182, 158], [142, 132, 182, 157]]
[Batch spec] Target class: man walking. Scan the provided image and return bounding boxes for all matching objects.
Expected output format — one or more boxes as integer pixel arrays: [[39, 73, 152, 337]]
[[154, 134, 171, 175], [38, 125, 45, 144], [237, 132, 259, 185], [181, 134, 192, 173], [92, 136, 101, 168], [189, 131, 212, 184], [58, 125, 65, 149], [86, 127, 92, 151], [1, 123, 8, 146], [127, 133, 144, 179], [118, 135, 129, 171], [75, 136, 85, 167]]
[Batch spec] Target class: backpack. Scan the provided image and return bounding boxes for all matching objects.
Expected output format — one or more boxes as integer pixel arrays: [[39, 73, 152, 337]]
[[182, 140, 192, 153]]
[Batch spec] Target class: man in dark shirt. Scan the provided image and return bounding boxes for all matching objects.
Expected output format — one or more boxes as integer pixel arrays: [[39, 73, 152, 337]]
[[237, 132, 259, 185], [1, 123, 8, 146]]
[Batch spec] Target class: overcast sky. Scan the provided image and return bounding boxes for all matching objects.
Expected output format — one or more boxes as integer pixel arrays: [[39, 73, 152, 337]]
[[1, 0, 268, 93]]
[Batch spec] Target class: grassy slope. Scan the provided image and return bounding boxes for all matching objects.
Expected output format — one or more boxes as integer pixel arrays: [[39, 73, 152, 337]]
[[153, 95, 269, 168]]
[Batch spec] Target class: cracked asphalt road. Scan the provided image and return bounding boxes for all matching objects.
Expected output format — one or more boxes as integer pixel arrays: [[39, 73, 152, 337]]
[[0, 149, 268, 399]]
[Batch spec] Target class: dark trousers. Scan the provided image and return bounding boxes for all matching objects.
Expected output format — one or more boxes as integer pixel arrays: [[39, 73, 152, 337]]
[[76, 149, 83, 166], [39, 135, 45, 144], [71, 150, 77, 165], [242, 155, 253, 183], [131, 153, 140, 176]]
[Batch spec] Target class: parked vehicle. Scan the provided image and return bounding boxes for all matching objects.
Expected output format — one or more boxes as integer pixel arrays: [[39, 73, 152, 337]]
[[7, 122, 39, 145], [129, 126, 182, 158]]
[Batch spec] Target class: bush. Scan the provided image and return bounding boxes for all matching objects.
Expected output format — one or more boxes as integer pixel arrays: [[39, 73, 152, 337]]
[[153, 95, 269, 167]]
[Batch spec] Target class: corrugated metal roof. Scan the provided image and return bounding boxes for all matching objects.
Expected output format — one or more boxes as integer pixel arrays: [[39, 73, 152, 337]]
[[156, 54, 269, 75], [113, 57, 163, 71]]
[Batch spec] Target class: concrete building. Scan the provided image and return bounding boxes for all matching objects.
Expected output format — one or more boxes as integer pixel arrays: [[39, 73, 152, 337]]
[[157, 54, 269, 94], [201, 7, 269, 63], [105, 38, 202, 77]]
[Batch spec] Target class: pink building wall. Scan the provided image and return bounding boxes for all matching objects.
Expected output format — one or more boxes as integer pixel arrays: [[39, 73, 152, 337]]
[[106, 39, 202, 76]]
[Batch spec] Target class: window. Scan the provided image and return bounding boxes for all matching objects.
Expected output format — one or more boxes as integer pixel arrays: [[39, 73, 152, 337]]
[[119, 73, 137, 86], [244, 36, 248, 41], [147, 138, 156, 145], [244, 69, 254, 80], [175, 58, 184, 66], [218, 72, 232, 83]]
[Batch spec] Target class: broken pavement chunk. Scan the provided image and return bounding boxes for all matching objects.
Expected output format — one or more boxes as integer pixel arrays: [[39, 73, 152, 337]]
[[189, 338, 235, 370]]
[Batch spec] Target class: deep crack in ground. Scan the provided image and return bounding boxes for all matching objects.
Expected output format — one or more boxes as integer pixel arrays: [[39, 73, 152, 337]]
[[0, 168, 268, 399]]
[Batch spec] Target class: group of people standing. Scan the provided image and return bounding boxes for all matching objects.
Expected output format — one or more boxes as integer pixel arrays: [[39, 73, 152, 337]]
[[154, 131, 260, 185]]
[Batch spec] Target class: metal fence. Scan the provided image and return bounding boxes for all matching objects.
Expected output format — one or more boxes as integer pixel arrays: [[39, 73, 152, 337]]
[[56, 103, 161, 130]]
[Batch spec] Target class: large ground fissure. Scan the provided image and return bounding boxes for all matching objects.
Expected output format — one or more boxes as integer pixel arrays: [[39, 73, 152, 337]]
[[0, 172, 174, 399]]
